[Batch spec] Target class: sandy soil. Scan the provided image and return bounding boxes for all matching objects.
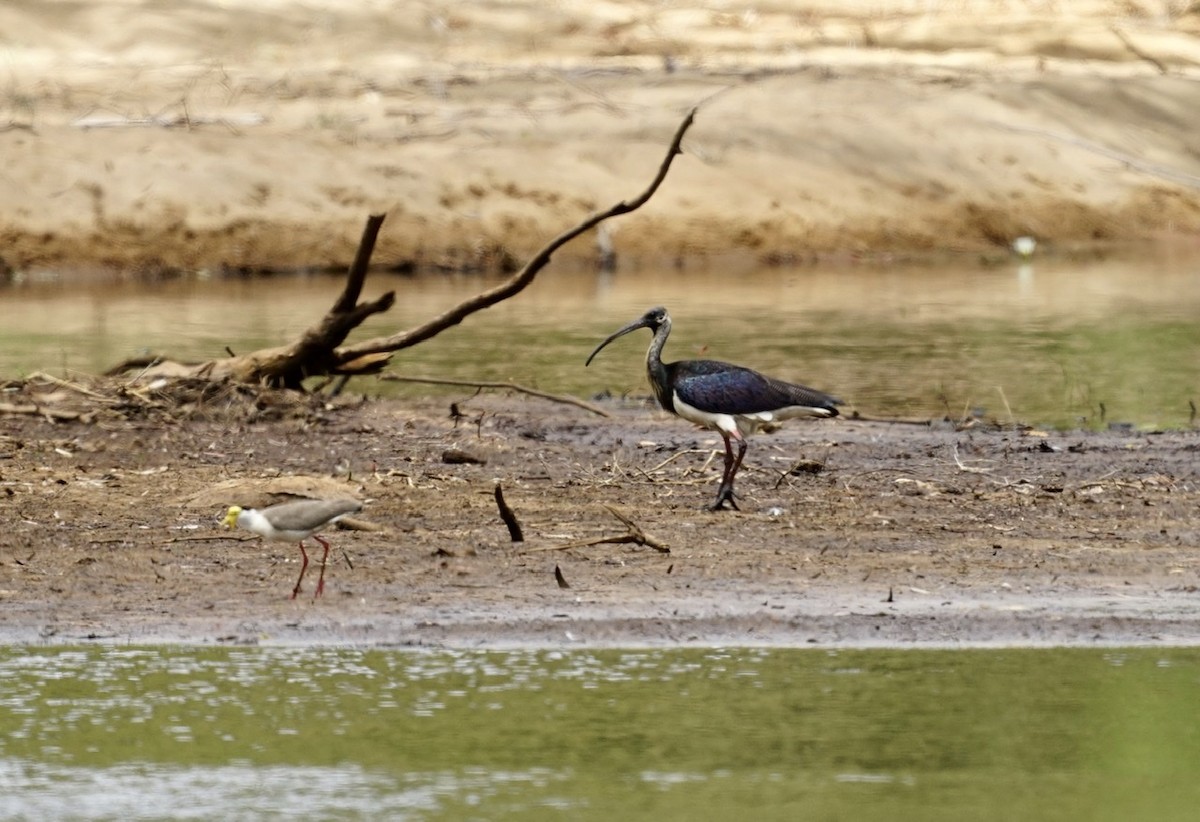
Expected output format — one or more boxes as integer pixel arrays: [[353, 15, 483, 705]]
[[2, 392, 1198, 648], [3, 1, 1200, 274]]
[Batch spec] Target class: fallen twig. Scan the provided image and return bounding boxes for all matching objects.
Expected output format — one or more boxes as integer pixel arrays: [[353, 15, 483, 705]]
[[530, 504, 669, 553], [382, 374, 609, 417], [25, 371, 113, 401], [72, 112, 267, 129], [846, 413, 933, 426], [996, 386, 1015, 427], [494, 482, 525, 542], [951, 444, 994, 474], [773, 458, 827, 489], [0, 403, 89, 422], [164, 534, 253, 544], [645, 449, 709, 475], [1110, 26, 1169, 75], [337, 516, 386, 533]]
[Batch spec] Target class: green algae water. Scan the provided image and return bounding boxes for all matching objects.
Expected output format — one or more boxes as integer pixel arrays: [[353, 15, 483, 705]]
[[2, 249, 1199, 430], [3, 646, 1200, 820]]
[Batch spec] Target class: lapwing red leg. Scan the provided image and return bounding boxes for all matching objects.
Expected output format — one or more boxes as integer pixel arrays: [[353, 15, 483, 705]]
[[224, 498, 362, 598], [313, 535, 332, 598], [291, 541, 310, 600]]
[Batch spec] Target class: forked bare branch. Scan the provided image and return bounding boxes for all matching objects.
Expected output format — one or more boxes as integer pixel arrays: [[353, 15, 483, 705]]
[[333, 106, 698, 364]]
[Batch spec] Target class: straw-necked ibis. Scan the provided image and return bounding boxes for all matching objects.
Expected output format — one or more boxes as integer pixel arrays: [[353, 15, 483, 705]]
[[586, 306, 840, 510]]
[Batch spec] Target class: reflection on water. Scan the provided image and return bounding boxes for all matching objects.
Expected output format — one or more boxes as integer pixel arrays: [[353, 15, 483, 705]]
[[2, 646, 1200, 820], [2, 247, 1199, 428]]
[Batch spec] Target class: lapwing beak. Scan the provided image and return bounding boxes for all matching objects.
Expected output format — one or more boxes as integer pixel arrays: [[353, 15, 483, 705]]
[[585, 316, 654, 366]]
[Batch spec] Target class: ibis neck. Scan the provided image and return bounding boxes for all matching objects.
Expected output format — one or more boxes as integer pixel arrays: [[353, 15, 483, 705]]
[[645, 318, 674, 411]]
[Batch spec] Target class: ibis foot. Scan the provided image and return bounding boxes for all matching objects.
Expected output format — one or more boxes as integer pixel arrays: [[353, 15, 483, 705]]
[[709, 485, 740, 512]]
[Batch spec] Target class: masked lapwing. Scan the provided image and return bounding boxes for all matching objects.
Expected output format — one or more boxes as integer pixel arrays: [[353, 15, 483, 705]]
[[223, 498, 362, 599]]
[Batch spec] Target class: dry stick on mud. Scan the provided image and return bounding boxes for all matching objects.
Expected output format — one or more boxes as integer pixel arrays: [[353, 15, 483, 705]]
[[554, 564, 571, 589], [115, 107, 699, 388], [381, 374, 609, 417], [493, 482, 525, 542], [1110, 26, 1169, 75], [532, 505, 670, 554]]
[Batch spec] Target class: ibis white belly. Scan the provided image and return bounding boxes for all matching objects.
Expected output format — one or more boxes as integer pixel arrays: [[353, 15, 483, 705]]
[[673, 392, 834, 438]]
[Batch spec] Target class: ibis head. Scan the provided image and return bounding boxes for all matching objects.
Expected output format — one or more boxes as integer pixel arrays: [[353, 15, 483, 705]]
[[585, 306, 668, 367]]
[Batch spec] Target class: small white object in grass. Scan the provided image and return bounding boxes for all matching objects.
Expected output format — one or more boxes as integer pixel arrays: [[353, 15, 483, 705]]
[[1012, 236, 1037, 258]]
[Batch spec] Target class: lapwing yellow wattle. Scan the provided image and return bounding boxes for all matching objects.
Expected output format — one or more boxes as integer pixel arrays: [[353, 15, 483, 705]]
[[223, 498, 362, 598], [587, 306, 841, 511]]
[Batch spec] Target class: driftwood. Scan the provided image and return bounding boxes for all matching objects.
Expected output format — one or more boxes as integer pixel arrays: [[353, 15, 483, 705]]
[[0, 371, 339, 424], [380, 374, 610, 417], [113, 107, 699, 389], [530, 505, 670, 554], [493, 481, 525, 542]]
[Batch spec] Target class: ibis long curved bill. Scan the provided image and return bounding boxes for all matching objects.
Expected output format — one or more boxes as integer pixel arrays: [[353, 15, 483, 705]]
[[586, 306, 841, 511], [223, 498, 362, 598], [585, 314, 657, 367]]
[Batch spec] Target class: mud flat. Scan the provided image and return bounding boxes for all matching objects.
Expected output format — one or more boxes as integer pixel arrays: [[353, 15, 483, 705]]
[[2, 394, 1197, 648]]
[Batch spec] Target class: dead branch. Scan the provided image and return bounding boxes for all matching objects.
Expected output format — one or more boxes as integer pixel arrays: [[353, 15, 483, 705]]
[[0, 403, 89, 422], [24, 371, 113, 401], [380, 374, 610, 417], [117, 214, 395, 388], [0, 372, 336, 424], [332, 106, 698, 365], [530, 504, 669, 553], [163, 534, 239, 544], [73, 113, 267, 129], [1110, 26, 1169, 75], [950, 444, 994, 474], [846, 413, 933, 426], [493, 482, 525, 542], [112, 108, 698, 393]]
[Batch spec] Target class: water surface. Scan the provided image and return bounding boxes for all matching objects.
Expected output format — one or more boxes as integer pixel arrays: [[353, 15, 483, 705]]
[[3, 248, 1198, 428], [2, 645, 1199, 821]]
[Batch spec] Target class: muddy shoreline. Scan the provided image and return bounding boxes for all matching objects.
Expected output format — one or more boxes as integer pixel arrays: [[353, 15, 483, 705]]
[[3, 394, 1197, 649]]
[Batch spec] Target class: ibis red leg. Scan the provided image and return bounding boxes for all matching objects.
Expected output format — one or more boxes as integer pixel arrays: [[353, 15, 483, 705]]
[[711, 432, 748, 511]]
